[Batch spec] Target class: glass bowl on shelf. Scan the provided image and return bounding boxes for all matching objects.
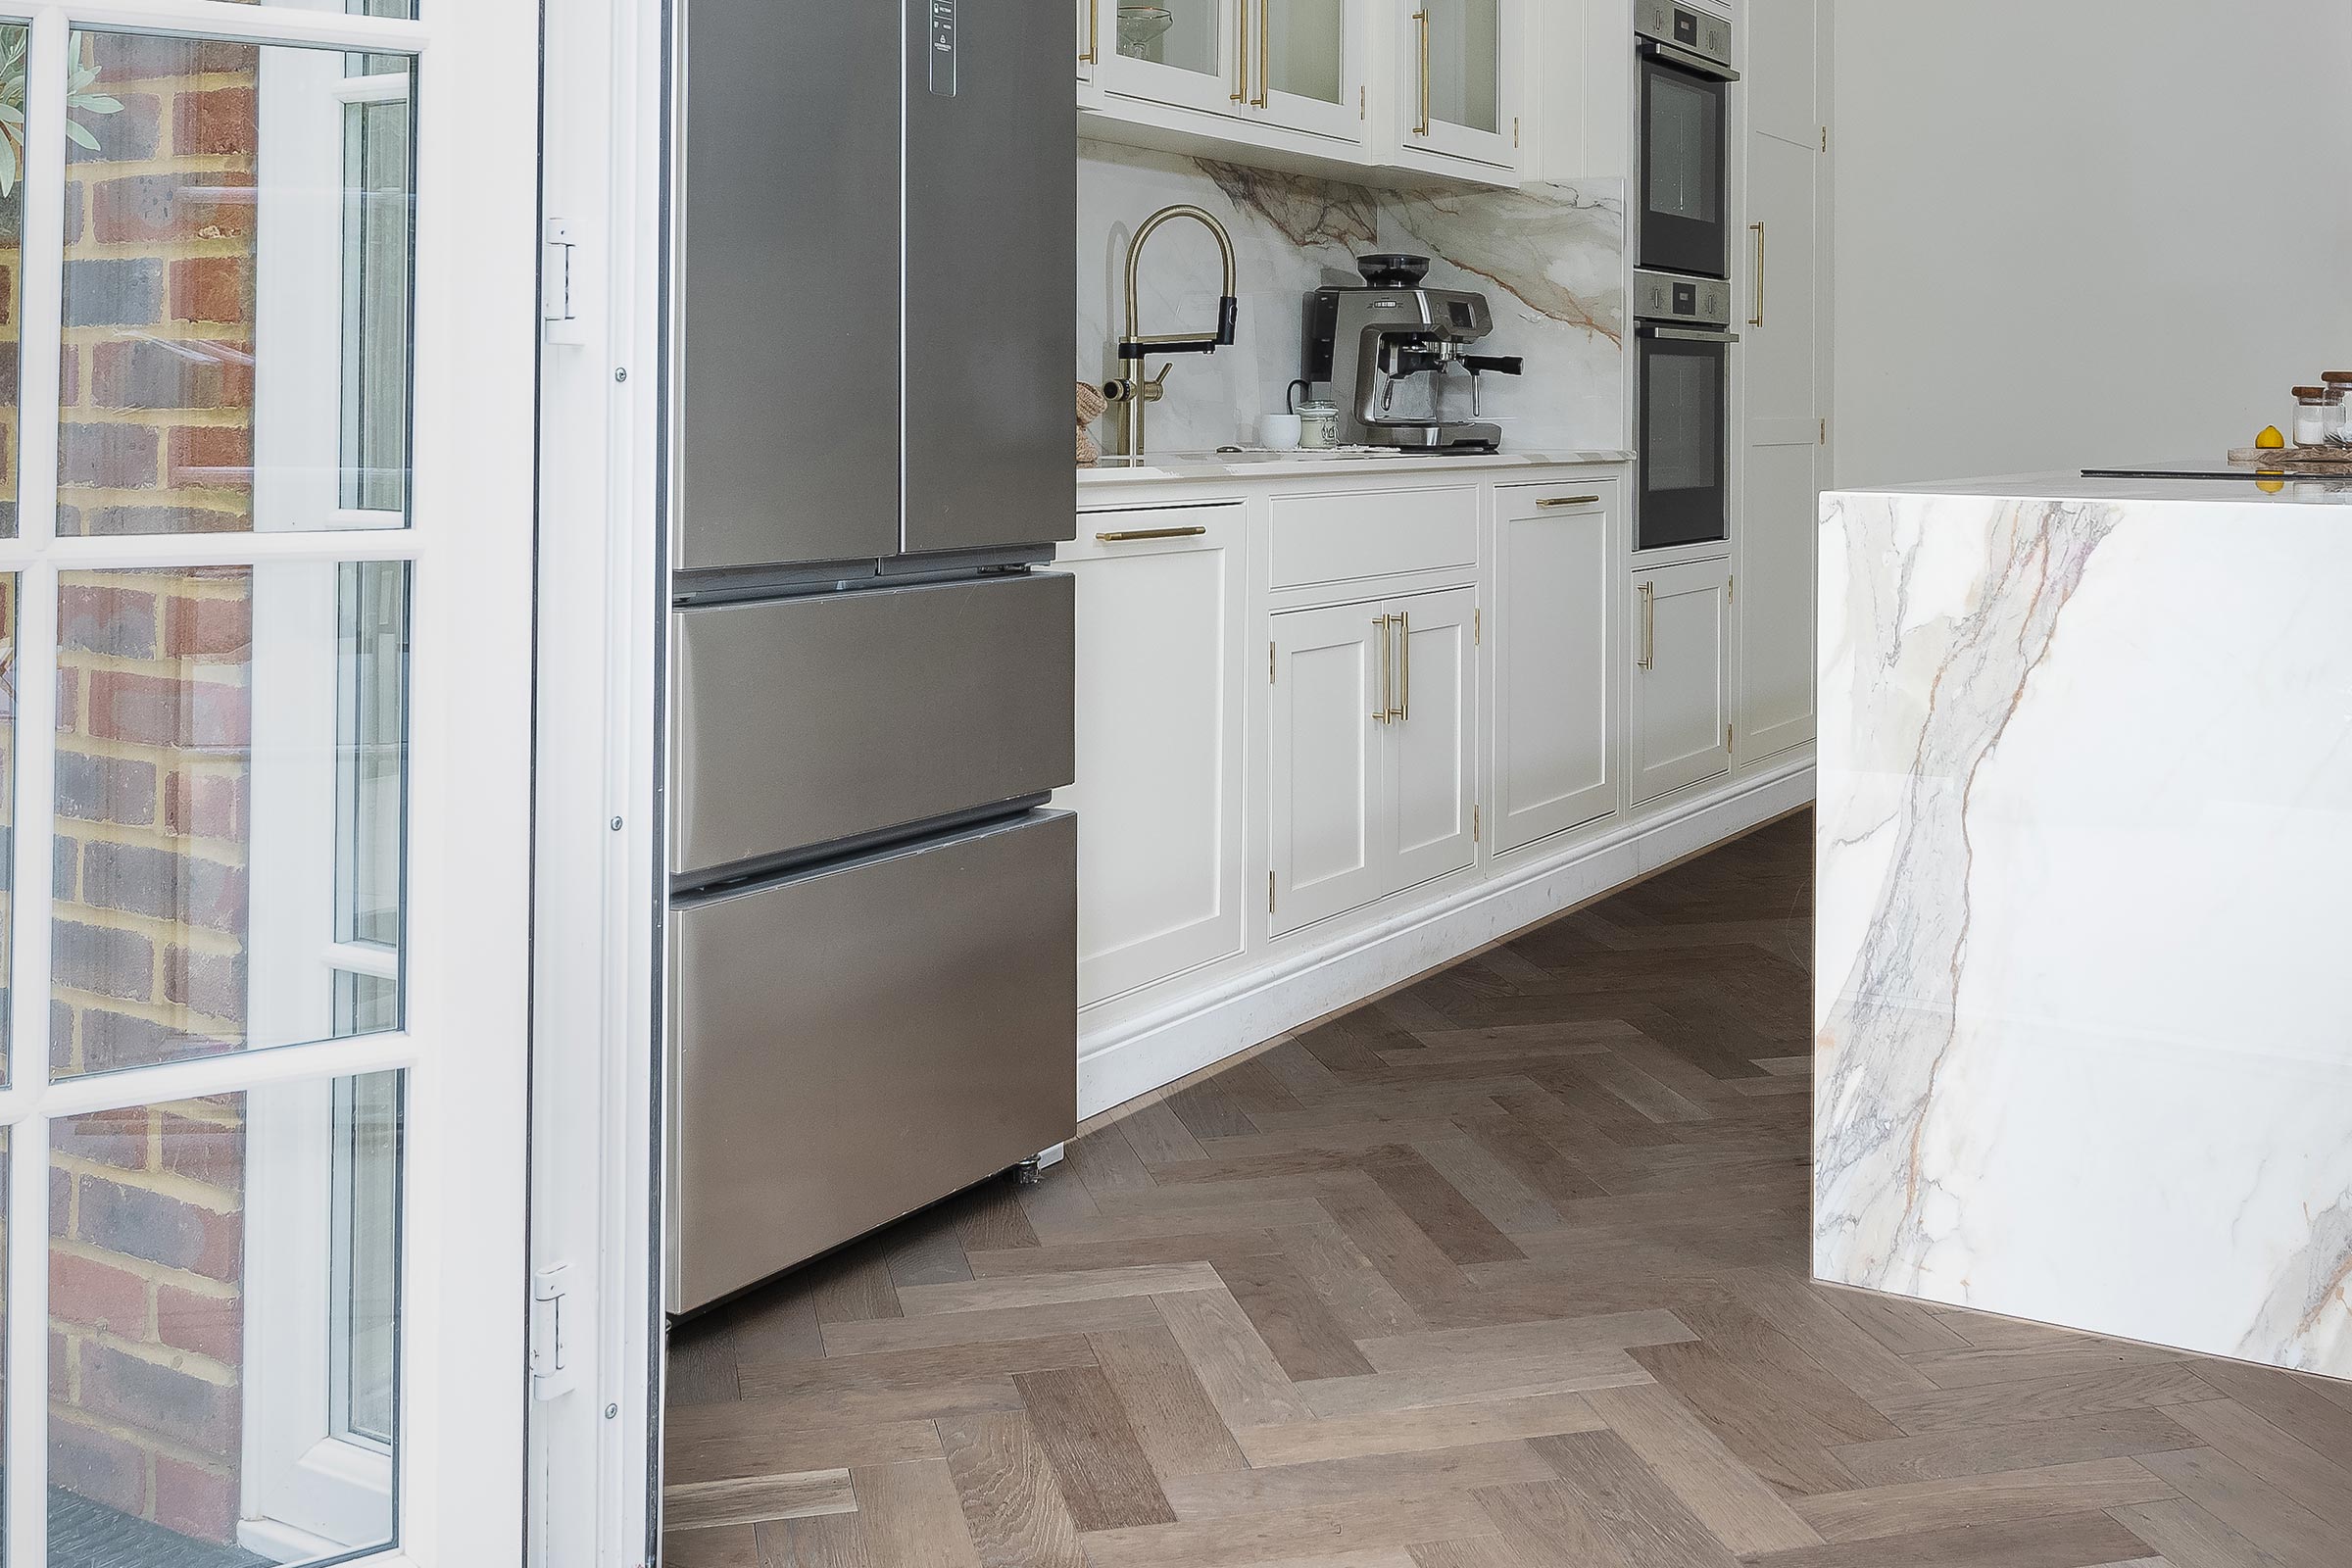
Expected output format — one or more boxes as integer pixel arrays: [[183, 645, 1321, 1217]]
[[1117, 6, 1174, 60]]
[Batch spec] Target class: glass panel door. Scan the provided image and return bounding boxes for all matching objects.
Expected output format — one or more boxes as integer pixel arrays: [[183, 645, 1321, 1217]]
[[1256, 0, 1359, 143], [1404, 0, 1517, 168], [1098, 0, 1244, 119], [0, 0, 540, 1564]]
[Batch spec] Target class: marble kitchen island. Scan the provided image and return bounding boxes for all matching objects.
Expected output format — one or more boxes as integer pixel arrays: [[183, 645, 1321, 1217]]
[[1814, 471, 2352, 1381]]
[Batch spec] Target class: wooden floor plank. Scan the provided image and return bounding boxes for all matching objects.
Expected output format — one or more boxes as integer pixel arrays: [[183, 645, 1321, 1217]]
[[2110, 1496, 2279, 1568], [1236, 1392, 1605, 1468], [1469, 1479, 1623, 1568], [1161, 1441, 1557, 1521], [1788, 1456, 2176, 1544], [1828, 1407, 2200, 1487], [1534, 1428, 1742, 1567], [1298, 1347, 1653, 1420], [816, 1294, 1162, 1357], [1625, 1339, 1857, 1495], [1214, 1252, 1378, 1382], [1580, 1381, 1823, 1554], [734, 1334, 1097, 1400], [1740, 1511, 2158, 1568], [936, 1410, 1088, 1568], [1363, 1149, 1527, 1266], [1077, 1494, 1496, 1566], [1087, 1323, 1251, 1481], [663, 1468, 856, 1532], [2134, 1446, 2338, 1568], [1153, 1287, 1319, 1429], [1872, 1366, 2224, 1436], [1010, 1365, 1179, 1533], [2166, 1397, 2352, 1534], [848, 1459, 984, 1568]]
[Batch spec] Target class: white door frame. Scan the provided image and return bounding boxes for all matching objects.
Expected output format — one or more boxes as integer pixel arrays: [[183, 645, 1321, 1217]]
[[0, 0, 542, 1560], [526, 0, 665, 1558]]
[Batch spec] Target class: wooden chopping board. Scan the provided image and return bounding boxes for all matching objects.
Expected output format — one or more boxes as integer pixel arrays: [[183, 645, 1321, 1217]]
[[2230, 446, 2352, 470]]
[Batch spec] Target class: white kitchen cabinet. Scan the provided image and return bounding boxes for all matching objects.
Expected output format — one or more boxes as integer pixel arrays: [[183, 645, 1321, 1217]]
[[1394, 0, 1525, 174], [1057, 503, 1249, 1004], [1629, 558, 1732, 804], [1269, 582, 1477, 935], [1268, 598, 1391, 935], [1492, 482, 1617, 852], [1085, 0, 1366, 146], [1735, 0, 1825, 763], [1384, 586, 1479, 891]]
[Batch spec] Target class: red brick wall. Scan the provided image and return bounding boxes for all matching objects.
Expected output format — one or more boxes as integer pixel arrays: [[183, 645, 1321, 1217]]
[[42, 29, 260, 1545]]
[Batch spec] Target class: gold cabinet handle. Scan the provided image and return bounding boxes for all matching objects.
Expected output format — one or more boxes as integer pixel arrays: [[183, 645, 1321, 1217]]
[[1535, 494, 1601, 509], [1638, 582, 1655, 670], [1395, 609, 1411, 720], [1234, 0, 1250, 102], [1082, 0, 1098, 65], [1372, 613, 1394, 722], [1094, 523, 1207, 542], [1749, 221, 1766, 327], [1412, 10, 1432, 134], [1254, 0, 1270, 106]]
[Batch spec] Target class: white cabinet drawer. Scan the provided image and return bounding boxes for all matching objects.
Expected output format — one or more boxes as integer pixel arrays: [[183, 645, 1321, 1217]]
[[1269, 485, 1478, 589], [1496, 479, 1611, 519]]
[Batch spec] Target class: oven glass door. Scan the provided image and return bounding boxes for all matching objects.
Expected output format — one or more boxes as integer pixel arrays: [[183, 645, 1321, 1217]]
[[1640, 53, 1728, 277], [1638, 328, 1730, 551]]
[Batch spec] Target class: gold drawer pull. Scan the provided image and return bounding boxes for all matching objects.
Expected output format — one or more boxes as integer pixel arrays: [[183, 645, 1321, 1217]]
[[1095, 524, 1208, 542], [1638, 581, 1656, 670], [1535, 495, 1601, 509], [1372, 613, 1394, 722]]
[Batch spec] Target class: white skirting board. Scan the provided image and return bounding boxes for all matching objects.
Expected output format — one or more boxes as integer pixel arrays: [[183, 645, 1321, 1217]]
[[1077, 755, 1816, 1120]]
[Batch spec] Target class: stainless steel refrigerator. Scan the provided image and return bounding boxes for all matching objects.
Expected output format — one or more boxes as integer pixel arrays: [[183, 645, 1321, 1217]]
[[662, 0, 1077, 1315]]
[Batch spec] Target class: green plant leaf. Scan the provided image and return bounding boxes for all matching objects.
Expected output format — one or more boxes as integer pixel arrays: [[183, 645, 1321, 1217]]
[[63, 118, 97, 151]]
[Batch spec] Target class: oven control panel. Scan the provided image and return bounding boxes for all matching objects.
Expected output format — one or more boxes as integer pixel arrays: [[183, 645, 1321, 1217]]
[[1634, 0, 1734, 71], [1634, 268, 1732, 328]]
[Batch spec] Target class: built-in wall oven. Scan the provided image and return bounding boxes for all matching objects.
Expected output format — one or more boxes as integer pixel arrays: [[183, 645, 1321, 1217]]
[[1636, 0, 1738, 279], [1635, 268, 1736, 552]]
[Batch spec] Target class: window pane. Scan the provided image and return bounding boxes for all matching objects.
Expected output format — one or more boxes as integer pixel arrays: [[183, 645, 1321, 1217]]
[[57, 30, 416, 535], [53, 564, 408, 1077], [0, 24, 24, 538], [49, 1074, 401, 1563]]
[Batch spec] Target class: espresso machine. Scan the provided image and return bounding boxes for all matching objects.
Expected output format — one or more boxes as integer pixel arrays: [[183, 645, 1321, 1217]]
[[1301, 254, 1522, 452]]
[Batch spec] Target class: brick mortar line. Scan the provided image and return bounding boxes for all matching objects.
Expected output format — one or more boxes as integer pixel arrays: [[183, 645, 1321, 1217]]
[[52, 1152, 242, 1211], [51, 1319, 238, 1388], [49, 1404, 240, 1479], [51, 1235, 240, 1299]]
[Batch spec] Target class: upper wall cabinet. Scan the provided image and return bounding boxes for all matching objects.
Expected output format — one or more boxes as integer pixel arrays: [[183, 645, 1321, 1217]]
[[1081, 0, 1369, 153], [1392, 0, 1525, 175]]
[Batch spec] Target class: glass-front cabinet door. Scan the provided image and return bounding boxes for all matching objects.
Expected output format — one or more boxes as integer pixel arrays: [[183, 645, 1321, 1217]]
[[0, 0, 541, 1563], [1402, 0, 1523, 170], [1252, 0, 1361, 142], [1093, 0, 1245, 119]]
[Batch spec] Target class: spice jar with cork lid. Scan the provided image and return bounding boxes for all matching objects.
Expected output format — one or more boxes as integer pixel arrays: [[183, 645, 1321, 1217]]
[[2325, 372, 2352, 445], [2290, 386, 2336, 447]]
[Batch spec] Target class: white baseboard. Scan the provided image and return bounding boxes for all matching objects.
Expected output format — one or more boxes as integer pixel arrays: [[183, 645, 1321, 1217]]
[[1077, 758, 1815, 1119]]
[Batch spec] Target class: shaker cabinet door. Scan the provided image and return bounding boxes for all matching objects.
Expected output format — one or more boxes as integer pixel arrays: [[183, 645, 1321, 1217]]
[[1630, 560, 1733, 805], [1385, 586, 1480, 893], [1398, 0, 1523, 172], [1494, 485, 1617, 852], [1095, 0, 1249, 119], [1269, 600, 1392, 936]]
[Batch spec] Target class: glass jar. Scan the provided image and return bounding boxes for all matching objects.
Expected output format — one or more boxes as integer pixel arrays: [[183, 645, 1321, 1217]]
[[2326, 373, 2352, 445], [2291, 386, 2334, 447]]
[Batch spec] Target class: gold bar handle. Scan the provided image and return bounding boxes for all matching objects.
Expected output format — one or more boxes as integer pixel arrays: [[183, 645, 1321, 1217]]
[[1095, 524, 1208, 542], [1372, 613, 1393, 722], [1395, 610, 1411, 720], [1413, 11, 1432, 134], [1638, 582, 1655, 670], [1234, 0, 1250, 102], [1749, 221, 1766, 327], [1535, 494, 1601, 509], [1082, 0, 1098, 65], [1254, 0, 1270, 106]]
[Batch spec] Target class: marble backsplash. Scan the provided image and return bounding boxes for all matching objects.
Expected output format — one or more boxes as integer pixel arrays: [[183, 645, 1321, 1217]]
[[1078, 140, 1626, 455]]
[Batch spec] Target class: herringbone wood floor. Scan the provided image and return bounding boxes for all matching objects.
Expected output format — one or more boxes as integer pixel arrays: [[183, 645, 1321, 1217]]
[[662, 811, 2352, 1568]]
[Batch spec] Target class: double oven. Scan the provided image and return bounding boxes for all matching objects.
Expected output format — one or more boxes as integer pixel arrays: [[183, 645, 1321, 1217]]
[[1633, 0, 1740, 552]]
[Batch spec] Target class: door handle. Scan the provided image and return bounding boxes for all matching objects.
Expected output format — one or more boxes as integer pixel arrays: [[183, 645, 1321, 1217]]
[[1094, 524, 1207, 542], [1412, 11, 1431, 134], [1395, 610, 1411, 720], [1234, 0, 1250, 102], [1749, 221, 1766, 326], [1638, 582, 1655, 670], [1254, 0, 1270, 106], [1535, 495, 1601, 509], [1372, 613, 1393, 722], [1082, 0, 1098, 65]]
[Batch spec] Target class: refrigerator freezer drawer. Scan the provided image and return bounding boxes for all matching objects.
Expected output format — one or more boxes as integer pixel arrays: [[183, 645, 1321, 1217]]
[[668, 810, 1076, 1313], [670, 571, 1075, 880]]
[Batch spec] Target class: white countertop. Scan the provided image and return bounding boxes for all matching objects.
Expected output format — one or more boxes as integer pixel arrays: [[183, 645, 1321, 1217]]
[[1077, 448, 1634, 489], [1836, 469, 2352, 507]]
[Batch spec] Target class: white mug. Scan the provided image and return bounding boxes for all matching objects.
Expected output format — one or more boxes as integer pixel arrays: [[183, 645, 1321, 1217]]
[[1257, 414, 1302, 452], [1296, 401, 1341, 449]]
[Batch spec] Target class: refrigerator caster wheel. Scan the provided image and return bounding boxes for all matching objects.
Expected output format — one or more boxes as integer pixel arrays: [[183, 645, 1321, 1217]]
[[1014, 1156, 1044, 1187]]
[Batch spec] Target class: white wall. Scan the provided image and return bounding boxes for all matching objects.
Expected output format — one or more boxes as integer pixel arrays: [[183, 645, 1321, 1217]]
[[1833, 3, 2352, 486]]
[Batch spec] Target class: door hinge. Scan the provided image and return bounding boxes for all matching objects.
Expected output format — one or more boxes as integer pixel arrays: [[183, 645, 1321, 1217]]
[[1268, 871, 1277, 913], [1474, 805, 1481, 843], [1821, 124, 1829, 153], [1728, 575, 1736, 604], [1269, 639, 1277, 683], [542, 218, 587, 346], [1473, 607, 1482, 645], [1726, 722, 1735, 751], [530, 1262, 577, 1400], [1820, 416, 1828, 445]]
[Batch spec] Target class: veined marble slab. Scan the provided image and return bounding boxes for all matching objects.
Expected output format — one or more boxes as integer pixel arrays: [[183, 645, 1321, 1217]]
[[1815, 478, 2352, 1382]]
